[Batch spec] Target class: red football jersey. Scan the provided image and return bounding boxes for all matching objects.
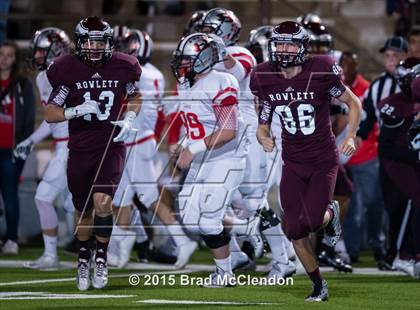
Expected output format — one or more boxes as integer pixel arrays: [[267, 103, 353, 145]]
[[251, 55, 345, 164], [47, 52, 141, 151]]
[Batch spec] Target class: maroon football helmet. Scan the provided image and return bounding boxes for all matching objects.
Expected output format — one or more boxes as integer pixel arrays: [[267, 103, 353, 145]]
[[303, 22, 333, 55], [75, 17, 114, 66], [268, 21, 309, 69]]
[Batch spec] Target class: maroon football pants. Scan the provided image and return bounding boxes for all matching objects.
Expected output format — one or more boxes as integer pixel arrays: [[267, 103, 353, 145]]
[[280, 159, 338, 240], [67, 145, 126, 213]]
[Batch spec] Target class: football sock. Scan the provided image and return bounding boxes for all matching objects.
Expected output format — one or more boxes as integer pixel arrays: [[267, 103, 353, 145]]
[[214, 255, 233, 274], [78, 239, 90, 261], [96, 240, 109, 262], [43, 234, 57, 258], [167, 221, 191, 246], [263, 225, 288, 264], [131, 209, 148, 243], [308, 267, 323, 287], [229, 236, 241, 253]]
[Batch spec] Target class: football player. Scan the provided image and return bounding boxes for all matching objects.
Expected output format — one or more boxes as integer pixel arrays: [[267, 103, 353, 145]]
[[377, 59, 420, 278], [251, 21, 362, 301], [171, 33, 247, 286], [44, 17, 142, 291], [14, 27, 74, 270], [198, 8, 295, 279], [110, 29, 197, 269]]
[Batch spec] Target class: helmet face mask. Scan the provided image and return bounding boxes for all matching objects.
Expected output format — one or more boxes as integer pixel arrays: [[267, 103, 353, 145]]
[[268, 22, 309, 69], [30, 27, 70, 70], [75, 17, 114, 66], [122, 30, 153, 65]]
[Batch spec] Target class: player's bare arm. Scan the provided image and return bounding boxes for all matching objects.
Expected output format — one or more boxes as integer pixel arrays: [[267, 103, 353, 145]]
[[337, 86, 362, 156], [256, 124, 275, 152]]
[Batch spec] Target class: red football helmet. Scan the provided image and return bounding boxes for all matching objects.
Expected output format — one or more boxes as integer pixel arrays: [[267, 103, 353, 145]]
[[75, 17, 114, 66], [268, 21, 309, 69]]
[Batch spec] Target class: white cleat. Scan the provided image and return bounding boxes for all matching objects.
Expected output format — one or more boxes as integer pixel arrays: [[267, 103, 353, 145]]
[[118, 234, 136, 269], [76, 258, 90, 291], [174, 241, 198, 269], [202, 267, 236, 288], [24, 254, 59, 270], [267, 260, 296, 281], [393, 258, 415, 277], [1, 240, 18, 255], [92, 257, 108, 289], [231, 251, 255, 271]]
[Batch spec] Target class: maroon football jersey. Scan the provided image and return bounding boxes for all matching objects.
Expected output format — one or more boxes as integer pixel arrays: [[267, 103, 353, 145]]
[[250, 55, 345, 164], [47, 52, 141, 151], [378, 92, 420, 149]]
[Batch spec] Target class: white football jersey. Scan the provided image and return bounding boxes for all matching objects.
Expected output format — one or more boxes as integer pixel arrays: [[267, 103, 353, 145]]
[[36, 70, 69, 140], [178, 70, 247, 162], [128, 62, 165, 142], [214, 45, 258, 131]]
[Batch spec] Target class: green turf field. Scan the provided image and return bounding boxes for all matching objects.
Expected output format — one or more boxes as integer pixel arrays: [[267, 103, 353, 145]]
[[0, 247, 419, 310]]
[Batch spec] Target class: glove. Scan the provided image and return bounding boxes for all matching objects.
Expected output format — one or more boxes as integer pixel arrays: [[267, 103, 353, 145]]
[[64, 100, 99, 120], [111, 111, 138, 142], [13, 138, 34, 160], [208, 33, 227, 62]]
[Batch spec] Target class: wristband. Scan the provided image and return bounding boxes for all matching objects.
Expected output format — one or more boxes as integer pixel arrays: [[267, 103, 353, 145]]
[[188, 139, 207, 155], [64, 107, 77, 120]]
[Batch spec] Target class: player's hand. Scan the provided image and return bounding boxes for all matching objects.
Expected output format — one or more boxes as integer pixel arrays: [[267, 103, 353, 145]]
[[258, 135, 275, 152], [208, 33, 227, 61], [13, 138, 34, 160], [339, 136, 356, 157], [64, 100, 100, 120], [176, 147, 193, 170], [111, 111, 138, 143]]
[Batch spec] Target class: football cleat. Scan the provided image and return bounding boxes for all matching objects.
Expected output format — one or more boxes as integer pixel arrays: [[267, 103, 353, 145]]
[[324, 201, 341, 247], [174, 241, 198, 269], [1, 240, 18, 255], [201, 267, 236, 288], [318, 250, 353, 273], [393, 258, 415, 277], [305, 280, 329, 302], [92, 257, 108, 289], [118, 233, 136, 269], [24, 254, 59, 270], [267, 260, 296, 281], [76, 258, 91, 291], [231, 251, 256, 272]]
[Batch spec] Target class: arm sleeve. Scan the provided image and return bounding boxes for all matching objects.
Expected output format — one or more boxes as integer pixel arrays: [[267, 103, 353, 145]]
[[213, 104, 238, 130], [46, 62, 70, 107], [125, 60, 142, 99], [225, 52, 254, 81], [378, 117, 419, 163], [326, 60, 346, 98], [28, 120, 52, 144], [358, 88, 377, 140], [258, 100, 274, 125]]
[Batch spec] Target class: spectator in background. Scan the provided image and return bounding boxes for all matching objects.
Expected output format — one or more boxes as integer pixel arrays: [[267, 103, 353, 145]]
[[340, 52, 384, 264], [408, 28, 420, 58], [0, 41, 35, 254], [357, 36, 408, 269], [0, 0, 11, 44]]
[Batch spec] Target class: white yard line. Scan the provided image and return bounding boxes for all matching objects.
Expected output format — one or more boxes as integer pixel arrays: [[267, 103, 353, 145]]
[[136, 299, 277, 305], [0, 292, 135, 300]]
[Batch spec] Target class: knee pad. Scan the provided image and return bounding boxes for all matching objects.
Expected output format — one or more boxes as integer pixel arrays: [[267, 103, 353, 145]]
[[201, 228, 231, 249], [93, 214, 113, 238], [259, 208, 280, 231], [35, 181, 60, 204], [35, 198, 58, 230]]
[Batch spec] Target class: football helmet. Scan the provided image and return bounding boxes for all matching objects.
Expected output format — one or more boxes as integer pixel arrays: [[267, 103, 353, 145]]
[[303, 22, 333, 55], [199, 8, 241, 46], [122, 29, 153, 65], [268, 21, 309, 69], [171, 33, 219, 87], [75, 17, 114, 65], [297, 13, 323, 25], [30, 27, 70, 70], [113, 25, 130, 51], [394, 57, 420, 97], [245, 25, 273, 64], [184, 10, 206, 36]]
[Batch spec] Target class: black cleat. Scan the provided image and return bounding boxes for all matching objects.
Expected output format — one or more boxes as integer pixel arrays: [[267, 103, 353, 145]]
[[318, 250, 353, 273]]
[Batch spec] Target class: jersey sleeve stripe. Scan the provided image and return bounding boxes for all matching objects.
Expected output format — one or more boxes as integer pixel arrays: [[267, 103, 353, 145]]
[[213, 87, 238, 102]]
